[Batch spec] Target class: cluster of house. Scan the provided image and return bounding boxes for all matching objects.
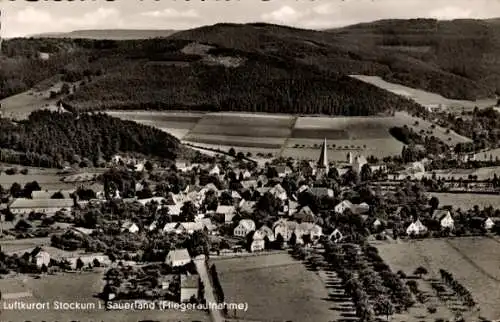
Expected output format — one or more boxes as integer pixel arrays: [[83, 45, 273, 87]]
[[405, 209, 496, 236]]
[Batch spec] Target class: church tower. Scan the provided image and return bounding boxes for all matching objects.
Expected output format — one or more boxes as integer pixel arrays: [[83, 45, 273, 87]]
[[316, 138, 329, 180]]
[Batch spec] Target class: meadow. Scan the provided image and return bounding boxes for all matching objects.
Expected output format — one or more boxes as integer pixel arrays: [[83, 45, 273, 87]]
[[375, 237, 500, 320], [427, 192, 500, 210], [107, 108, 472, 161], [214, 253, 332, 322], [351, 75, 496, 113], [0, 272, 210, 322]]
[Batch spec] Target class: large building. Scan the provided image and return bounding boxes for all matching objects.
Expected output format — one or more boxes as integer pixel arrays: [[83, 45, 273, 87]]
[[9, 198, 74, 215]]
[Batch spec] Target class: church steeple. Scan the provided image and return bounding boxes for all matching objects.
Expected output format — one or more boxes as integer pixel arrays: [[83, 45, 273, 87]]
[[316, 138, 329, 179]]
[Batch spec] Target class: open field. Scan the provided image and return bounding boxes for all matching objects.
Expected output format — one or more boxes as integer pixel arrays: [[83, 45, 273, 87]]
[[352, 75, 496, 113], [0, 80, 81, 120], [0, 272, 210, 322], [427, 192, 500, 210], [375, 237, 500, 320], [214, 253, 332, 322], [0, 237, 51, 254], [110, 109, 470, 160]]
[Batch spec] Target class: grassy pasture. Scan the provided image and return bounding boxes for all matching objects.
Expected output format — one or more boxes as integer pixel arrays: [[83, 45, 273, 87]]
[[351, 75, 496, 113], [427, 192, 500, 210], [183, 134, 285, 149], [376, 238, 500, 320], [215, 253, 332, 322]]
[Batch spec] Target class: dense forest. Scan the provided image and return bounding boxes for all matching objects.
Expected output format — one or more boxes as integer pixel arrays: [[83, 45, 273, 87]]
[[2, 20, 500, 116], [0, 110, 180, 167]]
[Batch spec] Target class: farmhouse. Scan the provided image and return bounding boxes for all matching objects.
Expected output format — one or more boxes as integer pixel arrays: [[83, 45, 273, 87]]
[[234, 219, 256, 237], [180, 275, 200, 303], [432, 210, 454, 230], [9, 198, 74, 215], [166, 249, 191, 267], [249, 231, 265, 252], [30, 247, 50, 267], [177, 222, 204, 234], [295, 222, 322, 244], [406, 219, 428, 236]]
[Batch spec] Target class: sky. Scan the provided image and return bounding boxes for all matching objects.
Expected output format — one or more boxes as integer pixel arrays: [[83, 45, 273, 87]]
[[2, 0, 500, 38]]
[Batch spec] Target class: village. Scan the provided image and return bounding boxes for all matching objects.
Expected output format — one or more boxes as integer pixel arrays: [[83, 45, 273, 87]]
[[0, 135, 499, 321]]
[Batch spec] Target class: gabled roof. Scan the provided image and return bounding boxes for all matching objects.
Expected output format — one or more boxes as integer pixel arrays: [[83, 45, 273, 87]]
[[236, 219, 256, 232], [10, 198, 74, 209], [178, 222, 204, 231], [166, 204, 182, 216], [168, 248, 191, 262], [216, 205, 235, 215], [294, 206, 316, 222], [238, 200, 256, 214]]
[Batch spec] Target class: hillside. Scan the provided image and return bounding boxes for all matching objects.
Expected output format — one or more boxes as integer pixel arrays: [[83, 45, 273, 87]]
[[328, 18, 500, 99], [3, 20, 500, 116], [32, 29, 178, 40], [0, 110, 181, 168]]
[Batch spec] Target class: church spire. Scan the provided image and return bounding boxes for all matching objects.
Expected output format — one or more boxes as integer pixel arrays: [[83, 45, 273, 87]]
[[317, 138, 328, 168]]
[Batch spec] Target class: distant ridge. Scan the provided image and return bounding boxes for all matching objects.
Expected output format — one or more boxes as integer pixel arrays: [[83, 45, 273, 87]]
[[32, 29, 179, 40]]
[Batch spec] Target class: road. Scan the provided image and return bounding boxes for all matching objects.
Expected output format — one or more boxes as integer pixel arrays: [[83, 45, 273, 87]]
[[194, 258, 224, 322]]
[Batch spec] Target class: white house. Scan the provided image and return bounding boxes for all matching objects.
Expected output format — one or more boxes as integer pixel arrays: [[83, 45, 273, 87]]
[[234, 219, 256, 237], [32, 248, 50, 267], [249, 232, 265, 252], [432, 210, 454, 230], [406, 219, 428, 236], [295, 223, 322, 244], [273, 219, 298, 241], [165, 249, 191, 267], [484, 217, 495, 230], [256, 225, 275, 242]]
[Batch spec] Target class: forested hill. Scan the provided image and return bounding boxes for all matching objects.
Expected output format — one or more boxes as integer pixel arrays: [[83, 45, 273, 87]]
[[3, 20, 500, 116], [0, 111, 181, 168]]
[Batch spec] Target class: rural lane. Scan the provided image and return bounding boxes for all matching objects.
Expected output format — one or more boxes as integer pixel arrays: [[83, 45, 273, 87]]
[[194, 258, 224, 322]]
